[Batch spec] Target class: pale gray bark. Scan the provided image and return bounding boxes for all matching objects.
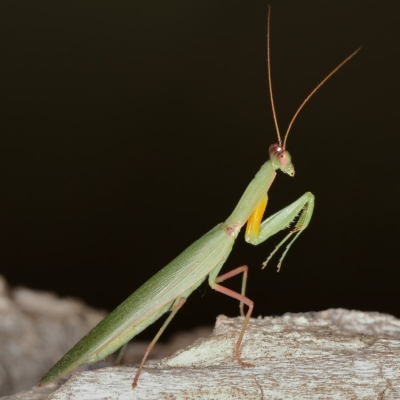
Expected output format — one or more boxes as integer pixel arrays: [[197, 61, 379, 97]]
[[0, 275, 210, 396], [0, 275, 106, 396], [3, 308, 400, 400]]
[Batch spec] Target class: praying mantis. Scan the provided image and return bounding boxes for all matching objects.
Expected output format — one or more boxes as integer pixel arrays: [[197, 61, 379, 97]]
[[39, 7, 360, 389]]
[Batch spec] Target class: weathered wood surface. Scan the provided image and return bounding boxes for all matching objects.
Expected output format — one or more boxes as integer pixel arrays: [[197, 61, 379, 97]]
[[4, 308, 400, 400], [0, 275, 210, 396], [0, 275, 106, 396]]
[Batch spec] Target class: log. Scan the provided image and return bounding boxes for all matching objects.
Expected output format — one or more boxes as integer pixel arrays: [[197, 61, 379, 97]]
[[0, 275, 210, 397], [4, 308, 400, 399]]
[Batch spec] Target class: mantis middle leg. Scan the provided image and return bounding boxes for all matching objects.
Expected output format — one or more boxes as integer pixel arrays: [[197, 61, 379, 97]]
[[211, 265, 254, 367]]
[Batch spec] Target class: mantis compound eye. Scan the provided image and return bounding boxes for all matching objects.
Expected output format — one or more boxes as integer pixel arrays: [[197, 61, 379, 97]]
[[278, 150, 291, 167], [269, 144, 292, 166], [269, 144, 294, 176]]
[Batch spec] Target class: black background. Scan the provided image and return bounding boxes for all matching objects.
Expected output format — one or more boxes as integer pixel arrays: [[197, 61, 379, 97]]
[[0, 0, 399, 341]]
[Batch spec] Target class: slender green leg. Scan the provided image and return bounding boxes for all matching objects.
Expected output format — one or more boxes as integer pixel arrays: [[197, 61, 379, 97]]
[[132, 297, 186, 388], [114, 342, 128, 365]]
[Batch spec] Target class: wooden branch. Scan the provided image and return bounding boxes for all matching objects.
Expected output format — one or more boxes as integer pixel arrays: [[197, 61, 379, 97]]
[[6, 309, 400, 399]]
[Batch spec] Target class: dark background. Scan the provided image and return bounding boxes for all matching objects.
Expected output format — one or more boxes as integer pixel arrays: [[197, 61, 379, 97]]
[[0, 0, 399, 341]]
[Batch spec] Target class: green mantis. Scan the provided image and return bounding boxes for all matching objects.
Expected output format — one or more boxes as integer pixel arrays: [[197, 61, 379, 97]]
[[39, 7, 360, 389]]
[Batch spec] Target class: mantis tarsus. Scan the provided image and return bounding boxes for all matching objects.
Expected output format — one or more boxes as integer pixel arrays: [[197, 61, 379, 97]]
[[39, 7, 360, 389]]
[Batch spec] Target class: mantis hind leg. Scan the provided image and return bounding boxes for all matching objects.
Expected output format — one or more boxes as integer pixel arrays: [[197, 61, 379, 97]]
[[132, 297, 186, 388], [114, 342, 128, 365]]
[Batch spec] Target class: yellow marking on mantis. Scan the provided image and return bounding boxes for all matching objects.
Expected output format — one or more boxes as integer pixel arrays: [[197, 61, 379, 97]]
[[245, 193, 268, 241]]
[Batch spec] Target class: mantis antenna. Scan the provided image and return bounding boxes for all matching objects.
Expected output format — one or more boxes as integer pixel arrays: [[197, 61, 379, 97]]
[[266, 5, 361, 147], [266, 5, 282, 144]]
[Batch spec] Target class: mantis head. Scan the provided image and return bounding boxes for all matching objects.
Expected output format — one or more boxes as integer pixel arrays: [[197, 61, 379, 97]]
[[265, 6, 360, 180], [269, 144, 294, 177]]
